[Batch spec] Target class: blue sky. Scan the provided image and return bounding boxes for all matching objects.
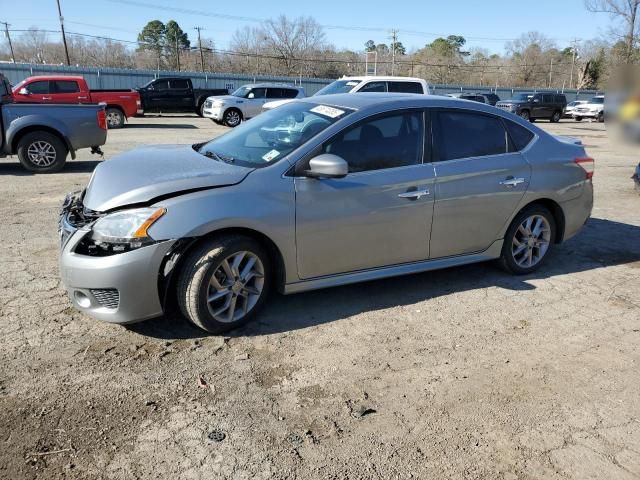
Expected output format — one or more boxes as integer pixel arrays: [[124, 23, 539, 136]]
[[6, 0, 612, 54]]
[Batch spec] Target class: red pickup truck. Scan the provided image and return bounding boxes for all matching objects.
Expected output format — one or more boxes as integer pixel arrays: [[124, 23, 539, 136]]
[[11, 75, 142, 129]]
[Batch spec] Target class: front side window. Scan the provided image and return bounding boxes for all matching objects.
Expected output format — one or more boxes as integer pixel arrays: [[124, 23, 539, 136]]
[[433, 110, 508, 161], [198, 102, 351, 167], [25, 81, 50, 94], [54, 80, 80, 93], [154, 80, 169, 90], [388, 81, 423, 94], [358, 81, 387, 93], [248, 88, 266, 99], [323, 111, 424, 173]]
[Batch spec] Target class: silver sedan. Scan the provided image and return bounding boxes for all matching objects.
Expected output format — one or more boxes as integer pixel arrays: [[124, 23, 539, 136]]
[[59, 94, 594, 333]]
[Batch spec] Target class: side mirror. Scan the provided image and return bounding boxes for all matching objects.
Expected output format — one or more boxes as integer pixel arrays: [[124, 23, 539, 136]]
[[18, 87, 30, 95], [305, 154, 348, 179], [247, 92, 255, 99]]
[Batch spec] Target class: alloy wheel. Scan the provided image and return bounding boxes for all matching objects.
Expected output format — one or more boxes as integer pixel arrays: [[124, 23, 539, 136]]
[[207, 251, 264, 323], [107, 111, 122, 127], [27, 141, 57, 167], [225, 110, 241, 127], [511, 215, 551, 268]]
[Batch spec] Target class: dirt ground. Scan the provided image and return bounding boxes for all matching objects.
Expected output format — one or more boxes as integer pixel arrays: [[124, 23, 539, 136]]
[[1, 114, 639, 480]]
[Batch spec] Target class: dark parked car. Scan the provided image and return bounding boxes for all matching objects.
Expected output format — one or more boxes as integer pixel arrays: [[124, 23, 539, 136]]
[[447, 93, 487, 103], [136, 77, 228, 116], [475, 92, 501, 106], [496, 93, 567, 122], [0, 74, 107, 173]]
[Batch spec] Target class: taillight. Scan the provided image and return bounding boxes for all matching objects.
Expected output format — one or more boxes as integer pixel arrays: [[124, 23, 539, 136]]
[[97, 109, 107, 130], [575, 157, 595, 180]]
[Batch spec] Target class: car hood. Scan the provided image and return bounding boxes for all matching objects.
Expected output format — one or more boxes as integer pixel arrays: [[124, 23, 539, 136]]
[[83, 144, 253, 212], [263, 99, 295, 109], [498, 99, 527, 105], [206, 94, 245, 104]]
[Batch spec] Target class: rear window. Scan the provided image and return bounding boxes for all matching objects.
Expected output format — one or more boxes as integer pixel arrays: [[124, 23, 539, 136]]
[[388, 81, 424, 94], [505, 120, 535, 151], [555, 95, 567, 104], [54, 80, 80, 93], [433, 111, 508, 161]]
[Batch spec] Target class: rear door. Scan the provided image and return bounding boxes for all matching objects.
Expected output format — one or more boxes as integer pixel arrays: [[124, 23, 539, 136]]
[[295, 109, 435, 278], [429, 109, 531, 258], [52, 79, 83, 103], [169, 78, 193, 110]]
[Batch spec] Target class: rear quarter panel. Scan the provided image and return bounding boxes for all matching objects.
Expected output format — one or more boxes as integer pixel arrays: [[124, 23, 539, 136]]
[[90, 91, 140, 117]]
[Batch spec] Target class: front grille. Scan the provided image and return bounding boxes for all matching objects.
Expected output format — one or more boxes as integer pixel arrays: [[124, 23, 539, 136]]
[[90, 289, 120, 309], [496, 104, 513, 111]]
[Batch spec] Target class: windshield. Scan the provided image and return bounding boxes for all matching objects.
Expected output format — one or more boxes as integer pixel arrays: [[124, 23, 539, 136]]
[[232, 86, 252, 98], [11, 79, 26, 93], [314, 79, 362, 96], [512, 93, 534, 101], [197, 102, 352, 167], [590, 97, 605, 104]]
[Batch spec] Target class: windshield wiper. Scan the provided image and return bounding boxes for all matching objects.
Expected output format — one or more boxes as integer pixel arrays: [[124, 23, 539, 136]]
[[200, 149, 235, 164]]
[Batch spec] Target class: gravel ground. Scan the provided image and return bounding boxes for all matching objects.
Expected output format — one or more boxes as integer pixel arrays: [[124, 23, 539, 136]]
[[1, 114, 639, 480]]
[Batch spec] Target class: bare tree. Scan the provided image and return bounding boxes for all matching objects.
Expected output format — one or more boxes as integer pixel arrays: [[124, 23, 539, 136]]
[[586, 0, 639, 63]]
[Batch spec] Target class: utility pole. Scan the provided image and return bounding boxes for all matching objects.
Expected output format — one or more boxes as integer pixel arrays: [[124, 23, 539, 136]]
[[569, 38, 579, 90], [56, 0, 71, 65], [175, 36, 180, 72], [390, 29, 398, 76], [194, 26, 205, 72], [549, 58, 553, 88], [1, 22, 15, 63]]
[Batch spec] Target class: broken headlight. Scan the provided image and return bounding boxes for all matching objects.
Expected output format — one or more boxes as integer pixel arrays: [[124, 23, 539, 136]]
[[89, 207, 166, 253]]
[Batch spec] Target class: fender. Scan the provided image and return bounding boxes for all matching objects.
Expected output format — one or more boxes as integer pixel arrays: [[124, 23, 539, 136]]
[[5, 113, 75, 158]]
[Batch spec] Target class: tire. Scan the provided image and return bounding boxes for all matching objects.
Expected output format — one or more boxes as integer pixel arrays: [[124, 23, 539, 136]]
[[519, 110, 530, 121], [223, 108, 242, 128], [106, 107, 125, 129], [498, 205, 556, 275], [598, 111, 604, 123], [550, 111, 561, 123], [197, 102, 205, 117], [16, 131, 68, 173], [575, 116, 583, 122], [177, 235, 271, 334]]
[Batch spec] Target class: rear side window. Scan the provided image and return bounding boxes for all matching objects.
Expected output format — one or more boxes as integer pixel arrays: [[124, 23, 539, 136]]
[[433, 110, 508, 161], [359, 81, 386, 93], [282, 88, 299, 98], [171, 79, 189, 89], [556, 95, 567, 104], [26, 81, 50, 94], [54, 80, 79, 93], [388, 81, 423, 94], [505, 120, 535, 152], [543, 94, 553, 103]]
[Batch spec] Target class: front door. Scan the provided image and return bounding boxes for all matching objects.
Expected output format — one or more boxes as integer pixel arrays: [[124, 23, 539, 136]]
[[429, 109, 531, 258], [295, 110, 435, 279], [244, 87, 267, 118], [14, 80, 52, 103]]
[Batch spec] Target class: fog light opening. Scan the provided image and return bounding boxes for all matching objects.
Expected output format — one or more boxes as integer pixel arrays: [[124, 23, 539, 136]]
[[74, 291, 91, 308]]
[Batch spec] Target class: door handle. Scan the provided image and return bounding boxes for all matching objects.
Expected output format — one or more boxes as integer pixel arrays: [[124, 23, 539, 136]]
[[398, 189, 430, 200], [500, 177, 526, 187], [77, 96, 88, 100], [42, 96, 52, 100]]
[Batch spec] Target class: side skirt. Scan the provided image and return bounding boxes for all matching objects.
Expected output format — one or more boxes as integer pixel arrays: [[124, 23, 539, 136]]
[[284, 240, 504, 295]]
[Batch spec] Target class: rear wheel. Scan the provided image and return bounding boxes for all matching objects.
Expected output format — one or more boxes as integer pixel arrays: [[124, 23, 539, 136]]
[[106, 107, 125, 129], [16, 131, 68, 173], [551, 111, 561, 123], [177, 235, 271, 334], [498, 206, 556, 275], [598, 111, 604, 123], [519, 110, 530, 121]]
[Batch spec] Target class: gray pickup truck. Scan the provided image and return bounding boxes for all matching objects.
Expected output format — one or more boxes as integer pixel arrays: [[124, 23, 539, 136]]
[[0, 73, 107, 173]]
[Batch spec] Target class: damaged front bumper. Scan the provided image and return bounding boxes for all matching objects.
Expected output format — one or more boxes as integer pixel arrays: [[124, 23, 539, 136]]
[[58, 192, 175, 324]]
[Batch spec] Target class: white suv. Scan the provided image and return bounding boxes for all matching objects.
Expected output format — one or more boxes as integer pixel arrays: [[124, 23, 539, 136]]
[[572, 96, 605, 122], [262, 76, 431, 112], [203, 84, 305, 127]]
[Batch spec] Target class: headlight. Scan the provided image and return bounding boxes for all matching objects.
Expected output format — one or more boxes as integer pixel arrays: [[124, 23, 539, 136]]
[[90, 207, 166, 253]]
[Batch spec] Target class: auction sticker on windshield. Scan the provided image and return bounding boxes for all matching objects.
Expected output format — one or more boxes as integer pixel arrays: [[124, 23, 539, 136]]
[[310, 105, 346, 119], [262, 149, 280, 162]]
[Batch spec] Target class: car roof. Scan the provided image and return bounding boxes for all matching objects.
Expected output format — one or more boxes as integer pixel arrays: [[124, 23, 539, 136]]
[[339, 76, 426, 82], [23, 75, 85, 81], [298, 92, 507, 113], [241, 83, 300, 89]]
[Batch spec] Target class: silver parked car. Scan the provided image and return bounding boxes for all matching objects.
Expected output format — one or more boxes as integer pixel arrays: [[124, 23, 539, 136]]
[[59, 94, 594, 333]]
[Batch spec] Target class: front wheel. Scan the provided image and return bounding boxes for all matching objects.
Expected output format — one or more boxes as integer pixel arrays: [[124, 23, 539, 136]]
[[223, 108, 242, 128], [177, 236, 271, 334], [575, 116, 583, 122], [598, 111, 604, 123], [498, 206, 556, 275], [16, 131, 68, 173], [519, 110, 530, 121], [197, 102, 205, 117]]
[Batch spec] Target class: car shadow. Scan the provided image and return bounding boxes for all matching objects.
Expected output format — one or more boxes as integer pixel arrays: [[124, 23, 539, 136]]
[[0, 160, 102, 175], [128, 217, 640, 340], [126, 124, 199, 129]]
